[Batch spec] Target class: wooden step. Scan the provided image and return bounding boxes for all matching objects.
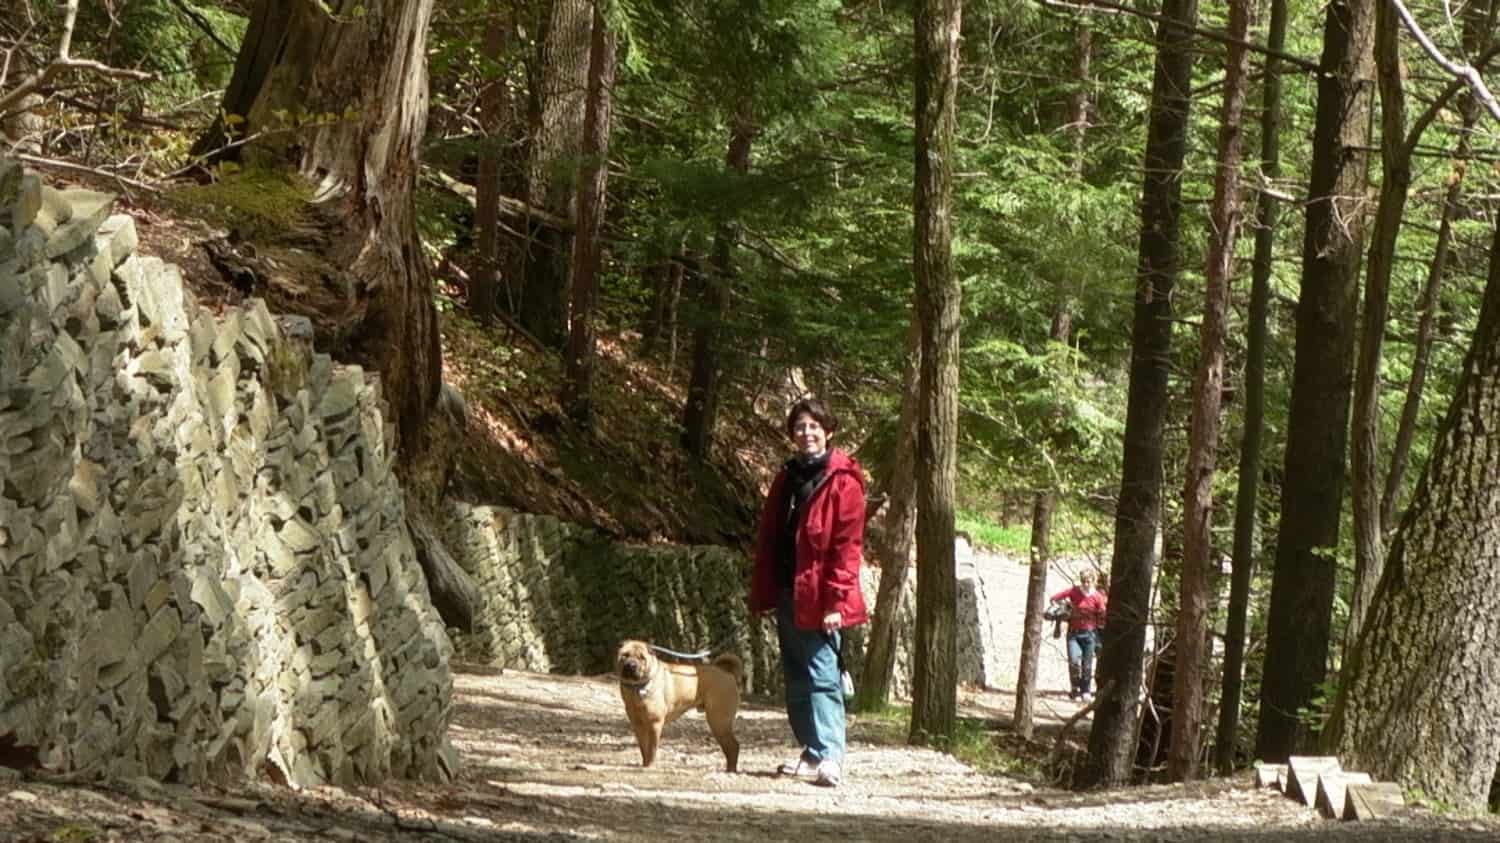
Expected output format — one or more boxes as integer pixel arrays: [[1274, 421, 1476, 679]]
[[1343, 781, 1407, 821], [1285, 756, 1341, 808], [1255, 763, 1287, 789], [1315, 770, 1371, 819]]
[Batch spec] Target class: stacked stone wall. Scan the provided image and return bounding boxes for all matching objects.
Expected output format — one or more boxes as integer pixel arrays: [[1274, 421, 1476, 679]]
[[441, 503, 1001, 698], [0, 160, 454, 787]]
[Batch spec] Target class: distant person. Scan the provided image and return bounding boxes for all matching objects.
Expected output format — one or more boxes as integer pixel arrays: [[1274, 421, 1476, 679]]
[[1050, 569, 1107, 701], [750, 398, 867, 788]]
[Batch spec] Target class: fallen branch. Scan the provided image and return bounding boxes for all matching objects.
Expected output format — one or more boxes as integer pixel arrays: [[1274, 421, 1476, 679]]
[[12, 152, 159, 195], [1390, 0, 1500, 125], [0, 0, 155, 119]]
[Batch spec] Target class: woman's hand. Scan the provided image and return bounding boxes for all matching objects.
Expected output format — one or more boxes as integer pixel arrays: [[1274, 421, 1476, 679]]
[[822, 612, 842, 633]]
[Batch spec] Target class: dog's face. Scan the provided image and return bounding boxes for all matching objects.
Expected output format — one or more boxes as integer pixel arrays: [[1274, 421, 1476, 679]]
[[616, 640, 655, 682]]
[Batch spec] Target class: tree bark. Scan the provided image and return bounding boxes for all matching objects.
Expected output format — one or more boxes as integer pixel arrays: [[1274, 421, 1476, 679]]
[[1328, 212, 1500, 814], [1379, 0, 1492, 533], [1169, 0, 1253, 783], [854, 320, 921, 713], [473, 9, 523, 325], [1015, 306, 1072, 740], [204, 0, 441, 457], [1016, 21, 1090, 740], [681, 109, 754, 460], [1215, 0, 1287, 776], [1347, 0, 1410, 657], [561, 1, 616, 427], [1256, 0, 1375, 763], [520, 0, 591, 347], [909, 0, 962, 747], [1081, 0, 1198, 788], [641, 249, 685, 363]]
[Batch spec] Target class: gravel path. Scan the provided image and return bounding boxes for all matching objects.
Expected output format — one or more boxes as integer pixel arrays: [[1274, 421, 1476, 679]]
[[4, 665, 1497, 841], [3, 551, 1497, 840]]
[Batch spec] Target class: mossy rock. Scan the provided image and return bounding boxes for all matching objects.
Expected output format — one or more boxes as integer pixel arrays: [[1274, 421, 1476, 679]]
[[167, 166, 315, 242]]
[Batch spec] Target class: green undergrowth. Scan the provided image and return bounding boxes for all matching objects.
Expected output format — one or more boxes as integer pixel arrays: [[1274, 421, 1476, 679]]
[[956, 506, 1105, 562], [855, 703, 1045, 783], [167, 166, 315, 241]]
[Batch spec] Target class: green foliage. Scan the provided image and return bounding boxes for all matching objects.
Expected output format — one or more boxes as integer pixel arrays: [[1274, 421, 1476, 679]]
[[166, 166, 313, 241], [859, 703, 1042, 779], [1294, 677, 1339, 737], [103, 0, 246, 103], [955, 511, 1033, 556]]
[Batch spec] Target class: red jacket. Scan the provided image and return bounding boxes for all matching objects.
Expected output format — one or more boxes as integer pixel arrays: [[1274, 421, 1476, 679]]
[[750, 448, 869, 630], [1050, 585, 1107, 633]]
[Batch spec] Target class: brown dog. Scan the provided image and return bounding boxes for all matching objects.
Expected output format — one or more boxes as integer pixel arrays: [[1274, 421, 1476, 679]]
[[615, 639, 742, 772]]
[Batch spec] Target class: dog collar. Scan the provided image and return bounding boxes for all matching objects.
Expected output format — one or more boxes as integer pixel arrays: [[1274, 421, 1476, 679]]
[[619, 659, 659, 697]]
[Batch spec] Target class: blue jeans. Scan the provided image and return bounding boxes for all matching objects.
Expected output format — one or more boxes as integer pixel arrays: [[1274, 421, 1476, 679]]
[[1067, 629, 1100, 696], [775, 590, 846, 764]]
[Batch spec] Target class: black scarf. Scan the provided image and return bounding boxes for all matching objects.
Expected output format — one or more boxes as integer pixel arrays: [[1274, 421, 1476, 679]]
[[776, 451, 831, 589]]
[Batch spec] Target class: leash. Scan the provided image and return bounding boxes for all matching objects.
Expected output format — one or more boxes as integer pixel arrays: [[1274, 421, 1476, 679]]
[[648, 633, 744, 664], [648, 643, 713, 663]]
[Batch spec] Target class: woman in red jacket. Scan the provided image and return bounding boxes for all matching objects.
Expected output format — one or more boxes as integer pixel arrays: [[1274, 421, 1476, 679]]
[[1050, 569, 1107, 701], [750, 398, 867, 788]]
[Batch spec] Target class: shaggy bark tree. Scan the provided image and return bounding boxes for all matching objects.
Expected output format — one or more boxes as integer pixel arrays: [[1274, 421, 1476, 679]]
[[908, 0, 962, 746], [520, 0, 591, 348], [1169, 0, 1253, 782], [1379, 0, 1493, 541], [561, 1, 616, 427], [1215, 0, 1287, 775], [1256, 0, 1375, 762], [202, 0, 441, 457], [1082, 0, 1198, 787], [1346, 0, 1498, 650], [473, 8, 525, 325], [1328, 212, 1500, 814]]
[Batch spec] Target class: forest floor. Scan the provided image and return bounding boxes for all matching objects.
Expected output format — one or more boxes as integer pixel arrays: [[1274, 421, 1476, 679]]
[[5, 551, 1500, 841], [4, 665, 1498, 842]]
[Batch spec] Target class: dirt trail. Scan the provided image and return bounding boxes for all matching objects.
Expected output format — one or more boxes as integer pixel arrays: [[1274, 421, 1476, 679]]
[[3, 551, 1497, 840], [4, 665, 1498, 841]]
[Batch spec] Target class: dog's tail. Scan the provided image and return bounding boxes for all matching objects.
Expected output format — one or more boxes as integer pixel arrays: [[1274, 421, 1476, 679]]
[[712, 654, 744, 683]]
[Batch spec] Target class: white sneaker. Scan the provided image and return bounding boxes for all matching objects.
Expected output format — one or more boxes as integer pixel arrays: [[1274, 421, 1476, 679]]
[[814, 759, 842, 788], [778, 751, 816, 777]]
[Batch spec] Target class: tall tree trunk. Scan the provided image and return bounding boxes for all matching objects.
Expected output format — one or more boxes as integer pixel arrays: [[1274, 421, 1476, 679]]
[[561, 1, 616, 427], [1328, 212, 1500, 814], [908, 0, 962, 747], [1379, 0, 1492, 532], [1255, 0, 1375, 763], [853, 320, 921, 713], [1015, 306, 1072, 740], [1016, 17, 1091, 741], [205, 0, 440, 457], [1082, 0, 1198, 788], [681, 110, 754, 460], [1169, 0, 1253, 782], [1215, 0, 1287, 775], [520, 0, 590, 347], [474, 9, 522, 325], [1346, 0, 1409, 655], [641, 248, 685, 362]]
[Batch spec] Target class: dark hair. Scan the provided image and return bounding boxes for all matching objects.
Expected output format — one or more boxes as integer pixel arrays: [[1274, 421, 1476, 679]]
[[785, 397, 838, 437]]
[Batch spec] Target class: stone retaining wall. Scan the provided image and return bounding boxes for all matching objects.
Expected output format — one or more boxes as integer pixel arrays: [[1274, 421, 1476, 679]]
[[440, 502, 1001, 698], [0, 160, 455, 787]]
